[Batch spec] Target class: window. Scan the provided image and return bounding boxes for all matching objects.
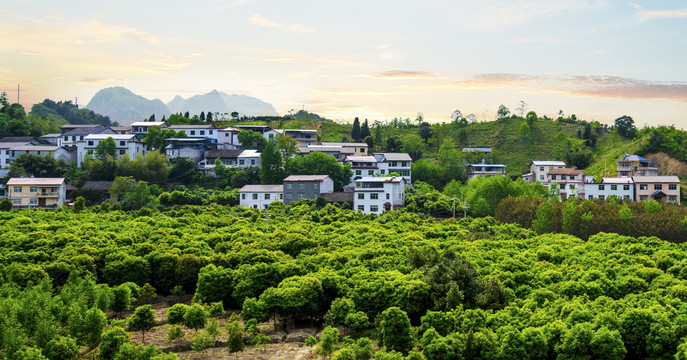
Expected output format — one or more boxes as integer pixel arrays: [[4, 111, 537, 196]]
[[588, 195, 594, 200], [87, 149, 94, 155], [120, 141, 125, 146], [190, 131, 195, 135], [287, 183, 292, 189], [279, 194, 283, 200], [599, 195, 605, 200], [12, 199, 21, 205], [624, 195, 631, 200], [560, 184, 565, 189], [368, 170, 374, 175], [399, 170, 410, 177], [370, 205, 378, 212], [640, 195, 648, 200], [29, 198, 37, 205], [390, 162, 397, 167], [239, 160, 244, 165], [623, 185, 630, 191], [540, 167, 544, 171], [64, 136, 68, 141], [370, 193, 378, 200], [225, 133, 229, 137], [386, 193, 390, 200], [611, 185, 617, 191], [13, 186, 22, 193], [654, 184, 663, 190], [200, 131, 205, 135], [358, 205, 364, 211], [380, 170, 385, 175], [286, 193, 293, 200], [298, 193, 304, 199], [241, 194, 246, 200], [669, 184, 677, 190], [358, 193, 364, 200], [539, 175, 544, 180], [669, 195, 678, 201], [299, 183, 305, 190], [252, 194, 258, 200], [88, 141, 94, 146], [639, 184, 647, 190], [251, 160, 255, 165], [119, 150, 125, 155], [209, 130, 213, 135], [355, 170, 361, 175], [551, 175, 557, 180], [599, 185, 605, 191], [30, 187, 37, 193], [265, 194, 270, 200], [402, 162, 409, 167]]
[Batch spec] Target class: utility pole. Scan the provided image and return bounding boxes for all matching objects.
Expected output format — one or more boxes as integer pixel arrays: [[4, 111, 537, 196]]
[[452, 195, 456, 219], [17, 84, 20, 103]]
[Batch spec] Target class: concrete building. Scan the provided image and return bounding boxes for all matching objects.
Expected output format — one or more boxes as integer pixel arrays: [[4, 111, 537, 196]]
[[373, 153, 412, 183], [7, 177, 66, 209], [217, 127, 242, 149], [5, 145, 73, 165], [466, 160, 507, 180], [60, 125, 116, 146], [547, 168, 594, 199], [282, 175, 334, 204], [239, 184, 284, 209], [320, 142, 368, 156], [165, 138, 217, 163], [346, 156, 379, 183], [76, 134, 146, 166], [233, 125, 279, 142], [585, 178, 634, 201], [238, 150, 261, 168], [618, 154, 659, 177], [300, 146, 355, 162], [279, 129, 318, 147], [40, 133, 63, 146], [633, 176, 681, 204], [524, 161, 567, 184], [353, 176, 407, 214], [130, 122, 165, 136], [167, 125, 218, 139]]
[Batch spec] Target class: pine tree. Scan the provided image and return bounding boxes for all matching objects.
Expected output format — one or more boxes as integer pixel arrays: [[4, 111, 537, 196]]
[[361, 119, 371, 140], [261, 140, 284, 184], [200, 112, 205, 122], [351, 117, 361, 141]]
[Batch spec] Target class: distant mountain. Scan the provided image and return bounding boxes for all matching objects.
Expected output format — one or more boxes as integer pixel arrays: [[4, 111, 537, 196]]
[[86, 87, 170, 126], [85, 88, 279, 125], [166, 89, 279, 117]]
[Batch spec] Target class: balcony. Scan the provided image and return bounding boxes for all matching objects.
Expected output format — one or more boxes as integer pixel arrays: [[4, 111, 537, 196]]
[[37, 191, 59, 198]]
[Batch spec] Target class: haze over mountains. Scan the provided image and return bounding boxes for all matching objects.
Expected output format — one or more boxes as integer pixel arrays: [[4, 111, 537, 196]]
[[85, 87, 279, 125]]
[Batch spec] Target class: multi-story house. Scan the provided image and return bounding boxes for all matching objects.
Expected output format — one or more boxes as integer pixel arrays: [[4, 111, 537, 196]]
[[374, 153, 412, 183], [39, 134, 63, 146], [282, 175, 334, 205], [524, 161, 566, 184], [353, 176, 407, 214], [617, 154, 659, 177], [233, 125, 279, 142], [0, 137, 42, 168], [7, 177, 66, 209], [585, 178, 634, 201], [165, 138, 217, 163], [300, 146, 355, 162], [167, 125, 218, 139], [320, 142, 368, 156], [466, 160, 507, 180], [130, 122, 165, 136], [633, 176, 681, 204], [60, 125, 115, 146], [239, 184, 284, 209], [547, 168, 594, 198], [345, 156, 379, 184], [217, 127, 242, 149], [76, 134, 146, 166]]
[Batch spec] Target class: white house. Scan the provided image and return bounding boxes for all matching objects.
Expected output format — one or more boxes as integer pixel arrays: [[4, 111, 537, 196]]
[[239, 184, 284, 209], [217, 127, 242, 149], [238, 149, 261, 167], [320, 142, 368, 156], [547, 168, 594, 199], [60, 125, 116, 146], [5, 145, 73, 165], [466, 160, 507, 180], [76, 134, 146, 166], [130, 122, 165, 136], [345, 156, 379, 184], [354, 176, 407, 214], [279, 129, 318, 147], [233, 125, 279, 143], [586, 177, 634, 201], [300, 146, 355, 162], [167, 125, 218, 140], [373, 153, 412, 183], [524, 161, 566, 184], [164, 138, 213, 163]]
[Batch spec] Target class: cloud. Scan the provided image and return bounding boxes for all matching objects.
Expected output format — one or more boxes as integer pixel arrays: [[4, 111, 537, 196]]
[[366, 70, 438, 80], [427, 73, 687, 102], [287, 24, 315, 34], [79, 77, 126, 84], [514, 37, 565, 44], [465, 0, 607, 30], [249, 14, 279, 27], [631, 3, 687, 22]]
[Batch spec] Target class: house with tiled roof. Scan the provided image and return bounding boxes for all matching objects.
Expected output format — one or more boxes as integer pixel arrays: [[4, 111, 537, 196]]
[[239, 184, 284, 209], [7, 177, 66, 209], [617, 154, 659, 177], [282, 175, 334, 204]]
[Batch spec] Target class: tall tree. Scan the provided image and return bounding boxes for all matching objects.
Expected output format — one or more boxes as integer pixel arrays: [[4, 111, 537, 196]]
[[199, 112, 205, 122], [127, 305, 156, 344], [418, 122, 432, 143], [361, 119, 371, 140], [438, 139, 466, 183], [401, 134, 424, 161], [95, 137, 117, 160], [351, 117, 362, 141], [286, 152, 353, 191], [261, 140, 284, 184], [614, 115, 637, 139], [237, 130, 267, 151]]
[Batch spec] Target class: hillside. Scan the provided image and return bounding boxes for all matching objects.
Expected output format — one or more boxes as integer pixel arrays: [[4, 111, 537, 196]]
[[167, 90, 279, 118], [86, 87, 171, 126]]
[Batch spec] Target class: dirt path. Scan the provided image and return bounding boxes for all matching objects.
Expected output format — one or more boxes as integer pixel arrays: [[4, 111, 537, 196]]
[[176, 343, 316, 360]]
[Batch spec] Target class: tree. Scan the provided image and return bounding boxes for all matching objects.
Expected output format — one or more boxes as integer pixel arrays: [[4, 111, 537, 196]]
[[351, 117, 362, 141], [276, 135, 298, 166], [45, 336, 79, 360], [401, 134, 425, 161], [111, 284, 132, 314], [237, 130, 267, 150], [526, 111, 537, 126], [84, 307, 107, 347], [0, 198, 12, 211], [497, 104, 510, 119], [227, 320, 245, 359], [167, 304, 189, 325], [386, 135, 402, 152], [261, 140, 284, 184], [437, 139, 465, 183], [286, 152, 353, 191], [5, 153, 69, 178], [418, 122, 432, 143], [378, 307, 413, 354], [97, 327, 130, 360], [516, 101, 527, 118], [361, 119, 371, 139], [318, 326, 339, 358], [614, 115, 637, 139], [95, 137, 117, 160], [127, 305, 156, 344], [184, 304, 208, 332], [109, 176, 137, 203]]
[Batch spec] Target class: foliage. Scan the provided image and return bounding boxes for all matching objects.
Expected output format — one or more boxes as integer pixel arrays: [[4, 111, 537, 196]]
[[378, 307, 413, 354], [317, 326, 340, 358], [286, 151, 353, 191], [127, 304, 157, 343], [183, 304, 208, 332], [167, 324, 185, 342]]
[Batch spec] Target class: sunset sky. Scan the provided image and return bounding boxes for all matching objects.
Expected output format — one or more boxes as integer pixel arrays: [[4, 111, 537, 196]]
[[1, 0, 686, 127]]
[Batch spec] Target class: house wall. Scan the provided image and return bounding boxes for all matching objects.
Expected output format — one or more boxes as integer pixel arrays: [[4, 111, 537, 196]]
[[283, 181, 330, 204], [530, 163, 565, 184], [77, 138, 145, 166], [166, 147, 204, 162], [635, 181, 680, 203], [585, 183, 634, 201], [239, 191, 283, 209], [8, 183, 66, 208], [353, 181, 405, 214]]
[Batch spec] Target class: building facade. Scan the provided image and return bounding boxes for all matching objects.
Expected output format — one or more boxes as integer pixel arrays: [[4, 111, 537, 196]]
[[76, 134, 146, 166], [525, 161, 566, 184], [239, 184, 284, 209], [353, 176, 406, 214], [282, 175, 334, 204], [617, 154, 659, 177], [585, 178, 634, 201], [7, 177, 66, 209], [633, 176, 681, 204]]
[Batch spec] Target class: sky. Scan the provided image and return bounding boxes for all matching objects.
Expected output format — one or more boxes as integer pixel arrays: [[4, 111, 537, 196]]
[[1, 0, 686, 128]]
